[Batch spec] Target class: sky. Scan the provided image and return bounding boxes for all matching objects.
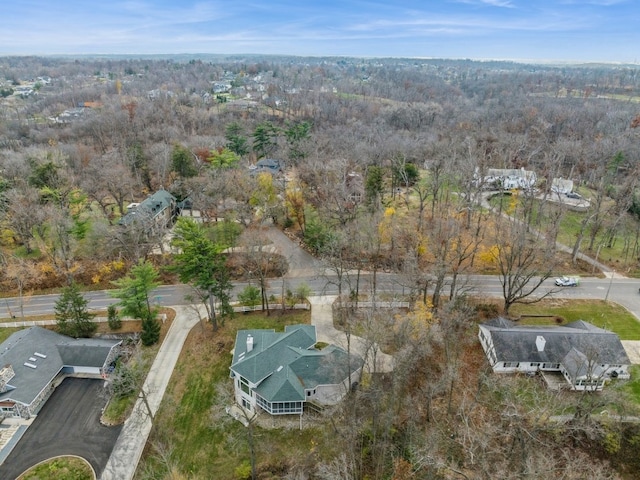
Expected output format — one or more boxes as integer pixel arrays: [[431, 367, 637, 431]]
[[1, 0, 638, 63]]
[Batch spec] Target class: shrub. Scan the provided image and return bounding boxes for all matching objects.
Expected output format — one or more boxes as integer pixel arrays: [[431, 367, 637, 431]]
[[476, 303, 499, 319], [140, 317, 161, 346], [295, 282, 311, 302], [238, 285, 261, 306], [107, 304, 122, 330], [234, 461, 252, 480]]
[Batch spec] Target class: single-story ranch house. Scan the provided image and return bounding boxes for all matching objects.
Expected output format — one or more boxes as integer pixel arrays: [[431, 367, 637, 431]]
[[230, 324, 363, 417], [0, 327, 121, 419], [478, 318, 630, 391]]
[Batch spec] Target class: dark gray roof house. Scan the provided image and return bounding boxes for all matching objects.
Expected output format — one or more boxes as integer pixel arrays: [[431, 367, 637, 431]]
[[230, 325, 363, 416], [0, 327, 121, 419], [478, 318, 631, 391], [118, 189, 176, 228], [249, 158, 282, 176]]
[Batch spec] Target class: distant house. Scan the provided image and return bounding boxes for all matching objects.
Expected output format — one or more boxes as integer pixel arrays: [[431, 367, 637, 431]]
[[551, 177, 574, 194], [147, 89, 175, 100], [119, 189, 176, 230], [345, 171, 364, 204], [478, 318, 630, 391], [249, 158, 282, 176], [230, 325, 363, 417], [0, 327, 121, 419], [211, 82, 232, 93], [475, 167, 537, 190]]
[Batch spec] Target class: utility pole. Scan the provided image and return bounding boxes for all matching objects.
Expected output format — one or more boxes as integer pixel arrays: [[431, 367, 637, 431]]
[[604, 270, 615, 302]]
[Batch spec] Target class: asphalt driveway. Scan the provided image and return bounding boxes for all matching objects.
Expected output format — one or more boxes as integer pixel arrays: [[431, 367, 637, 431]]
[[0, 377, 122, 480]]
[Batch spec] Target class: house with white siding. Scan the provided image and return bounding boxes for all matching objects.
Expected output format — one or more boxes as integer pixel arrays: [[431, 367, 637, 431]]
[[475, 167, 537, 190], [478, 318, 630, 391]]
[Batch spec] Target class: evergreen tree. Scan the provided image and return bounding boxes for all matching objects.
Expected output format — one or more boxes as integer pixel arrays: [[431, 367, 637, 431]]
[[171, 218, 234, 331], [252, 121, 280, 159], [284, 120, 311, 162], [140, 316, 161, 346], [55, 282, 97, 338], [110, 260, 160, 323], [107, 304, 122, 330], [365, 165, 384, 209], [225, 122, 250, 157], [171, 144, 198, 178]]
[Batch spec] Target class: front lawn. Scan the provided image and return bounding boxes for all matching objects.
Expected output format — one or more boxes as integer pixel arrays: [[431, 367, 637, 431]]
[[509, 299, 640, 340], [138, 309, 318, 479]]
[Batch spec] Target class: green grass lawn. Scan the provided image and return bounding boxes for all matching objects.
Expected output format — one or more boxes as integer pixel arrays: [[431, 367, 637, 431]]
[[18, 457, 93, 480], [487, 191, 640, 276], [623, 365, 640, 404], [509, 299, 640, 340]]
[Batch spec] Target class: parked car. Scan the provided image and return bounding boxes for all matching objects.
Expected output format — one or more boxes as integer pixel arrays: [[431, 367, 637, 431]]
[[566, 192, 581, 199], [555, 276, 579, 287]]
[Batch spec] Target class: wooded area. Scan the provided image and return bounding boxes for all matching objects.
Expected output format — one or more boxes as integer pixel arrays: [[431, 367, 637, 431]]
[[2, 56, 640, 297], [2, 55, 640, 479]]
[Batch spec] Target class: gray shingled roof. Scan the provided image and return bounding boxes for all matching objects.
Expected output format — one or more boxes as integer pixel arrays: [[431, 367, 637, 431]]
[[231, 325, 363, 403], [0, 327, 120, 407], [57, 337, 121, 367], [481, 318, 630, 366], [562, 347, 607, 381], [119, 189, 175, 226], [231, 325, 316, 384]]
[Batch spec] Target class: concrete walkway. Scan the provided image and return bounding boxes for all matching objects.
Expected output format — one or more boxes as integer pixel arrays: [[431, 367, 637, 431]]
[[308, 296, 394, 373], [100, 295, 392, 479], [100, 305, 202, 480], [98, 296, 392, 479]]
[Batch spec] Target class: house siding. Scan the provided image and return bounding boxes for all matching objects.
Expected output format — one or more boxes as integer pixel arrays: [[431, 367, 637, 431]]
[[479, 319, 630, 391]]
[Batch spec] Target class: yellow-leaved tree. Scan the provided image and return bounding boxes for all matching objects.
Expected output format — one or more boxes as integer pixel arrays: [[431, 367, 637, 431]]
[[285, 180, 306, 233], [394, 299, 435, 341]]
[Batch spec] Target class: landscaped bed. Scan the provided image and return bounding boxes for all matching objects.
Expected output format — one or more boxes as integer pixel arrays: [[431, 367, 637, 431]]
[[17, 456, 94, 480]]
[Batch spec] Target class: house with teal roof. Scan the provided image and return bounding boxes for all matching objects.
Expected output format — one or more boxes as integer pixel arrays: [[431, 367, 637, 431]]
[[118, 189, 176, 229], [230, 325, 363, 416]]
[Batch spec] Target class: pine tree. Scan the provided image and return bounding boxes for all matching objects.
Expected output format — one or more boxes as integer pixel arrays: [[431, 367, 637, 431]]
[[140, 317, 161, 346], [107, 304, 122, 330], [55, 282, 97, 338], [110, 259, 160, 323]]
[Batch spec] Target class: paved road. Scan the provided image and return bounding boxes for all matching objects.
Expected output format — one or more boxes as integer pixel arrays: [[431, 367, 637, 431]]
[[3, 226, 640, 479], [3, 273, 639, 323]]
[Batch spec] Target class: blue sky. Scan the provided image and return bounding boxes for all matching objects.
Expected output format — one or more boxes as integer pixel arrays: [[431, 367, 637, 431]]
[[1, 0, 637, 63]]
